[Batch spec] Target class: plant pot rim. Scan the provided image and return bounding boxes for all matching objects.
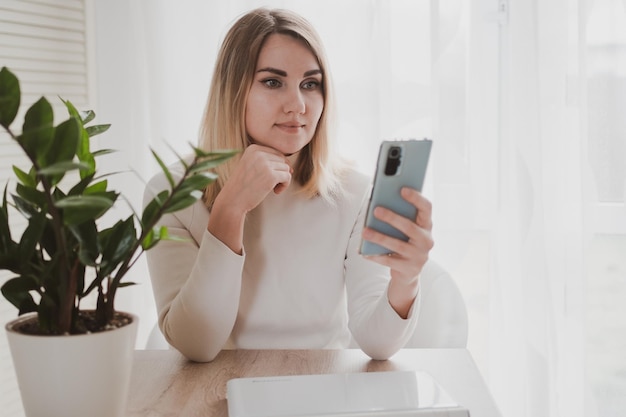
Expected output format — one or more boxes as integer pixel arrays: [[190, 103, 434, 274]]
[[5, 310, 138, 338]]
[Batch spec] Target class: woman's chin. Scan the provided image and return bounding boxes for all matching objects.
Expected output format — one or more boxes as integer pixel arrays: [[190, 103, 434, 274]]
[[248, 138, 306, 157], [275, 144, 305, 157]]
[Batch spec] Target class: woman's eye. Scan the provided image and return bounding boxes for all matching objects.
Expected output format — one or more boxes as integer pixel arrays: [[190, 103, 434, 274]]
[[302, 80, 320, 90], [263, 79, 281, 88]]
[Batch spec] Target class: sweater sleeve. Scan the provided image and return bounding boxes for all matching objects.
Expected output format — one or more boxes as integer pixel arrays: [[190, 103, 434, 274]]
[[344, 195, 421, 360], [143, 171, 244, 362]]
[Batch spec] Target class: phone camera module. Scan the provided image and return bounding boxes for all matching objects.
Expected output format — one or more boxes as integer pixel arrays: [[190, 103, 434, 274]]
[[384, 146, 402, 176]]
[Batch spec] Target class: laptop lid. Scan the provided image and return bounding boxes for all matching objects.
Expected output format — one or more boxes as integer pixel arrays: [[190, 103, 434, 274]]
[[226, 370, 468, 417]]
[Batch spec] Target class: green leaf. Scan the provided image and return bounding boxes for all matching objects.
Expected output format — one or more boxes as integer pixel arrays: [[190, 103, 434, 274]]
[[0, 67, 20, 129], [159, 224, 170, 239], [62, 98, 81, 121], [163, 194, 199, 214], [56, 193, 115, 210], [69, 221, 100, 266], [141, 190, 169, 226], [1, 276, 39, 314], [45, 117, 81, 167], [86, 124, 110, 137], [18, 97, 55, 161], [56, 195, 116, 225], [92, 149, 116, 157], [117, 282, 138, 288], [144, 173, 215, 222], [141, 228, 156, 250], [77, 127, 94, 179], [193, 147, 239, 158], [192, 147, 239, 159], [12, 194, 38, 219], [78, 153, 95, 180], [62, 99, 97, 178], [141, 226, 169, 250], [189, 152, 239, 174], [15, 183, 46, 208], [84, 179, 108, 194], [151, 149, 175, 188], [18, 126, 55, 163], [12, 166, 36, 187], [188, 160, 221, 174], [68, 172, 95, 196], [23, 97, 53, 133], [37, 218, 57, 261], [38, 161, 91, 176], [0, 253, 19, 272], [18, 211, 47, 269], [92, 218, 138, 285], [80, 110, 95, 124], [0, 186, 14, 252], [175, 173, 217, 195]]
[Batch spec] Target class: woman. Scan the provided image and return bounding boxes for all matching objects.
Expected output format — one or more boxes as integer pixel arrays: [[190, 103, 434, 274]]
[[144, 7, 434, 362]]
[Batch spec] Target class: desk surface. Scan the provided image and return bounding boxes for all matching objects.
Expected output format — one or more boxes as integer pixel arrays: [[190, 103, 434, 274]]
[[128, 348, 502, 417]]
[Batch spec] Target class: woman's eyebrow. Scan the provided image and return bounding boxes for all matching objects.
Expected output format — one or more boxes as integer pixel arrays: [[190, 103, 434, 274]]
[[256, 67, 322, 77], [257, 67, 287, 76], [304, 69, 322, 77]]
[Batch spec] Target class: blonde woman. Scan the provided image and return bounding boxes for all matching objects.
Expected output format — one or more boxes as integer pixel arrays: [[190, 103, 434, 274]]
[[144, 7, 434, 362]]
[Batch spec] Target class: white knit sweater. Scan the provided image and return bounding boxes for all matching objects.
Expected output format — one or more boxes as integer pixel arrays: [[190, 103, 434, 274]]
[[143, 163, 420, 362]]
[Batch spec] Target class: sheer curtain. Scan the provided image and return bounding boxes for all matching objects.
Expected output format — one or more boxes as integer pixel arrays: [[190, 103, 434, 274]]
[[429, 1, 586, 415], [92, 1, 597, 416], [489, 1, 586, 416]]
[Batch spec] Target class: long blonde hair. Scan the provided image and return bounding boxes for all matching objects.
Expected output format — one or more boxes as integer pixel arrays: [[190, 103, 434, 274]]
[[199, 7, 343, 208]]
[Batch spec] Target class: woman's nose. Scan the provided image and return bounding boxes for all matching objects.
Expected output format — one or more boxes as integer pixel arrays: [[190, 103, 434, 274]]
[[283, 88, 306, 114]]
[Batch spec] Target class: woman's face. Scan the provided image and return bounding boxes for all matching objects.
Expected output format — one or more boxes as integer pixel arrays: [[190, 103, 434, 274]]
[[245, 33, 324, 156]]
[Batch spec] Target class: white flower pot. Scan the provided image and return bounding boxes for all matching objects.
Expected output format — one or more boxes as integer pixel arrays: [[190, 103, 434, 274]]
[[5, 311, 138, 417]]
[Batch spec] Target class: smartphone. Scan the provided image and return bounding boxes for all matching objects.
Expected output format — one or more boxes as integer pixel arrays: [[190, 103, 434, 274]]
[[359, 139, 432, 256]]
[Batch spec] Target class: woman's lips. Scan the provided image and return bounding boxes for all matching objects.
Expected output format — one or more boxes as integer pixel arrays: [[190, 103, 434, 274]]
[[275, 123, 304, 133]]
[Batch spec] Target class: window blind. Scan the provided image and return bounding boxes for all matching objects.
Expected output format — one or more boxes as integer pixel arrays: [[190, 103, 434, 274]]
[[0, 1, 95, 415]]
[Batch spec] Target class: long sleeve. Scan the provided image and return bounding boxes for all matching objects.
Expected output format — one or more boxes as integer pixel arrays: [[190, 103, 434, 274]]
[[344, 192, 420, 360], [143, 168, 243, 362]]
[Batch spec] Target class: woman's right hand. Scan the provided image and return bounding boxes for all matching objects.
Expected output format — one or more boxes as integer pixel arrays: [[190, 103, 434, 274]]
[[221, 144, 292, 212], [207, 144, 292, 254]]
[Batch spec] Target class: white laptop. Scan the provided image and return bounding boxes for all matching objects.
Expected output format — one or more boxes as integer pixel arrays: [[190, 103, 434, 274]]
[[226, 370, 469, 417]]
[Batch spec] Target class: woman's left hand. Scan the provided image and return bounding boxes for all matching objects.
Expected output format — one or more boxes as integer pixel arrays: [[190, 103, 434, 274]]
[[361, 187, 434, 317]]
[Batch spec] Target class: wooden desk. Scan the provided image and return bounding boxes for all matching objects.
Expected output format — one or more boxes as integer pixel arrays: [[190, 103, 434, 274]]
[[127, 348, 502, 417]]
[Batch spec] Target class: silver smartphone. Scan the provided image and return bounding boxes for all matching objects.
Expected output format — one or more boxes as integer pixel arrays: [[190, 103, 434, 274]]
[[359, 139, 432, 256]]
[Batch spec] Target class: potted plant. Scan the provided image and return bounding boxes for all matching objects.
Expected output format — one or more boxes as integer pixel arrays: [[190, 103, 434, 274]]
[[0, 67, 236, 417]]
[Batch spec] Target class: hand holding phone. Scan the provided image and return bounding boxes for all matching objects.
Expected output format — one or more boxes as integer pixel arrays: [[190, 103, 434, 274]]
[[359, 139, 432, 256]]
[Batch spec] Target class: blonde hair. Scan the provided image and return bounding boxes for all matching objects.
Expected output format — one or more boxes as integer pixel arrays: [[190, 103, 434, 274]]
[[199, 7, 343, 208]]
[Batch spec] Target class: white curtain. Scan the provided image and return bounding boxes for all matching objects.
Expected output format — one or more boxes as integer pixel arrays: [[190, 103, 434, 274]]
[[489, 1, 586, 416], [92, 1, 606, 416]]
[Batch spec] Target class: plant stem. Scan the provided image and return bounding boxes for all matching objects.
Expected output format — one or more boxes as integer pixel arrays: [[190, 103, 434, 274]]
[[104, 156, 200, 321], [5, 126, 75, 334]]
